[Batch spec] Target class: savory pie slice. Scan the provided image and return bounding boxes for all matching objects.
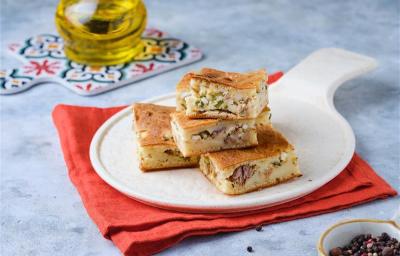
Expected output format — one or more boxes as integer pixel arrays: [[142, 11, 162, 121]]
[[170, 108, 271, 157], [199, 125, 302, 195], [176, 68, 269, 119], [132, 103, 199, 171]]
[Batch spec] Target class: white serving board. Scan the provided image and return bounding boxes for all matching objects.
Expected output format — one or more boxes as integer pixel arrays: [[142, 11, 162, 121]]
[[90, 48, 377, 213]]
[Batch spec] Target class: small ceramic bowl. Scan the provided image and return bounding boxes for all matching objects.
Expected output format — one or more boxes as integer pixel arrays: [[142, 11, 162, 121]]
[[318, 218, 400, 255]]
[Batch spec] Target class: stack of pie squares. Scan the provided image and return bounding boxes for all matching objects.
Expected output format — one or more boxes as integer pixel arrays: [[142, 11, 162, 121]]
[[132, 68, 302, 195]]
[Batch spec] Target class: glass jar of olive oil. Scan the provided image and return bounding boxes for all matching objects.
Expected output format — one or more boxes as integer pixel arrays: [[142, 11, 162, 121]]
[[55, 0, 147, 66]]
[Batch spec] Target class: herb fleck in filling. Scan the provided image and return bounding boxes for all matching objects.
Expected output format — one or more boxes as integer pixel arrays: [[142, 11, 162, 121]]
[[163, 149, 192, 161], [191, 124, 252, 142]]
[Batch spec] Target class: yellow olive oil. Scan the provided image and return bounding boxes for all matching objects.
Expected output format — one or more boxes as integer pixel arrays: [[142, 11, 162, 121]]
[[55, 0, 147, 65]]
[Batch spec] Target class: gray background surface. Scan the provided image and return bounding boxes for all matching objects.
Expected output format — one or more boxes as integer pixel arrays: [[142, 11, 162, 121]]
[[1, 0, 399, 255]]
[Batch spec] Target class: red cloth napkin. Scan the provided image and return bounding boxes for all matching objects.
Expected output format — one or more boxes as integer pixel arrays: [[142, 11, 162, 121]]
[[52, 73, 396, 256]]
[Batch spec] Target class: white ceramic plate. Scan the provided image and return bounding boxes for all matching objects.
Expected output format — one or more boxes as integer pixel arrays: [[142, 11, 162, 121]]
[[90, 48, 377, 213]]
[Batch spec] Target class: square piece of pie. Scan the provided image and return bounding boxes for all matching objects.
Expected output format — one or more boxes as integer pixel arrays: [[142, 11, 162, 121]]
[[170, 108, 271, 157], [199, 125, 302, 195], [132, 103, 199, 171], [176, 68, 269, 119]]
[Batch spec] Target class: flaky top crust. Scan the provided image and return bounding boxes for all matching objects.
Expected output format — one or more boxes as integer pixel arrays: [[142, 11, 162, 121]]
[[193, 68, 267, 89], [170, 107, 270, 129], [205, 125, 294, 169], [176, 73, 193, 92], [170, 111, 254, 129], [132, 103, 176, 146], [176, 68, 267, 91]]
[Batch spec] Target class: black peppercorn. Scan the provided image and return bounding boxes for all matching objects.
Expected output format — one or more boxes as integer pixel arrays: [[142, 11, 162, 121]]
[[329, 232, 399, 256]]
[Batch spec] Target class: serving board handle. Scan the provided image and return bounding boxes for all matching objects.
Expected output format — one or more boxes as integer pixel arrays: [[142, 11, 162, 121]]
[[271, 48, 378, 110], [391, 205, 400, 226]]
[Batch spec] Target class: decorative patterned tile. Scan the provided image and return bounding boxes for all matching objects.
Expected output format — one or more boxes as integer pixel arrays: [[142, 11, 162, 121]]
[[1, 28, 203, 96]]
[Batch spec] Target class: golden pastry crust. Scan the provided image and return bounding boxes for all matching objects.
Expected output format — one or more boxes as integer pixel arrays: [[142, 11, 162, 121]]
[[132, 103, 176, 146], [176, 73, 193, 92], [170, 107, 271, 130], [184, 111, 242, 119], [204, 125, 293, 170], [177, 68, 269, 119], [171, 112, 251, 129], [191, 68, 267, 90]]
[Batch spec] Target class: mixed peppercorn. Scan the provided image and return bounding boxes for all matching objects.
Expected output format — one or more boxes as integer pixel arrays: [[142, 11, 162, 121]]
[[329, 232, 399, 256]]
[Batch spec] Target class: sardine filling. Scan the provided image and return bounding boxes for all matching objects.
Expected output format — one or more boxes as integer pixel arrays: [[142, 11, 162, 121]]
[[227, 164, 256, 185]]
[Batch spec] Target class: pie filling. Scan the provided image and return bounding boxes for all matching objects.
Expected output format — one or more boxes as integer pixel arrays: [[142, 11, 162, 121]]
[[184, 79, 268, 117], [200, 151, 300, 194], [138, 145, 198, 169], [190, 123, 255, 144]]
